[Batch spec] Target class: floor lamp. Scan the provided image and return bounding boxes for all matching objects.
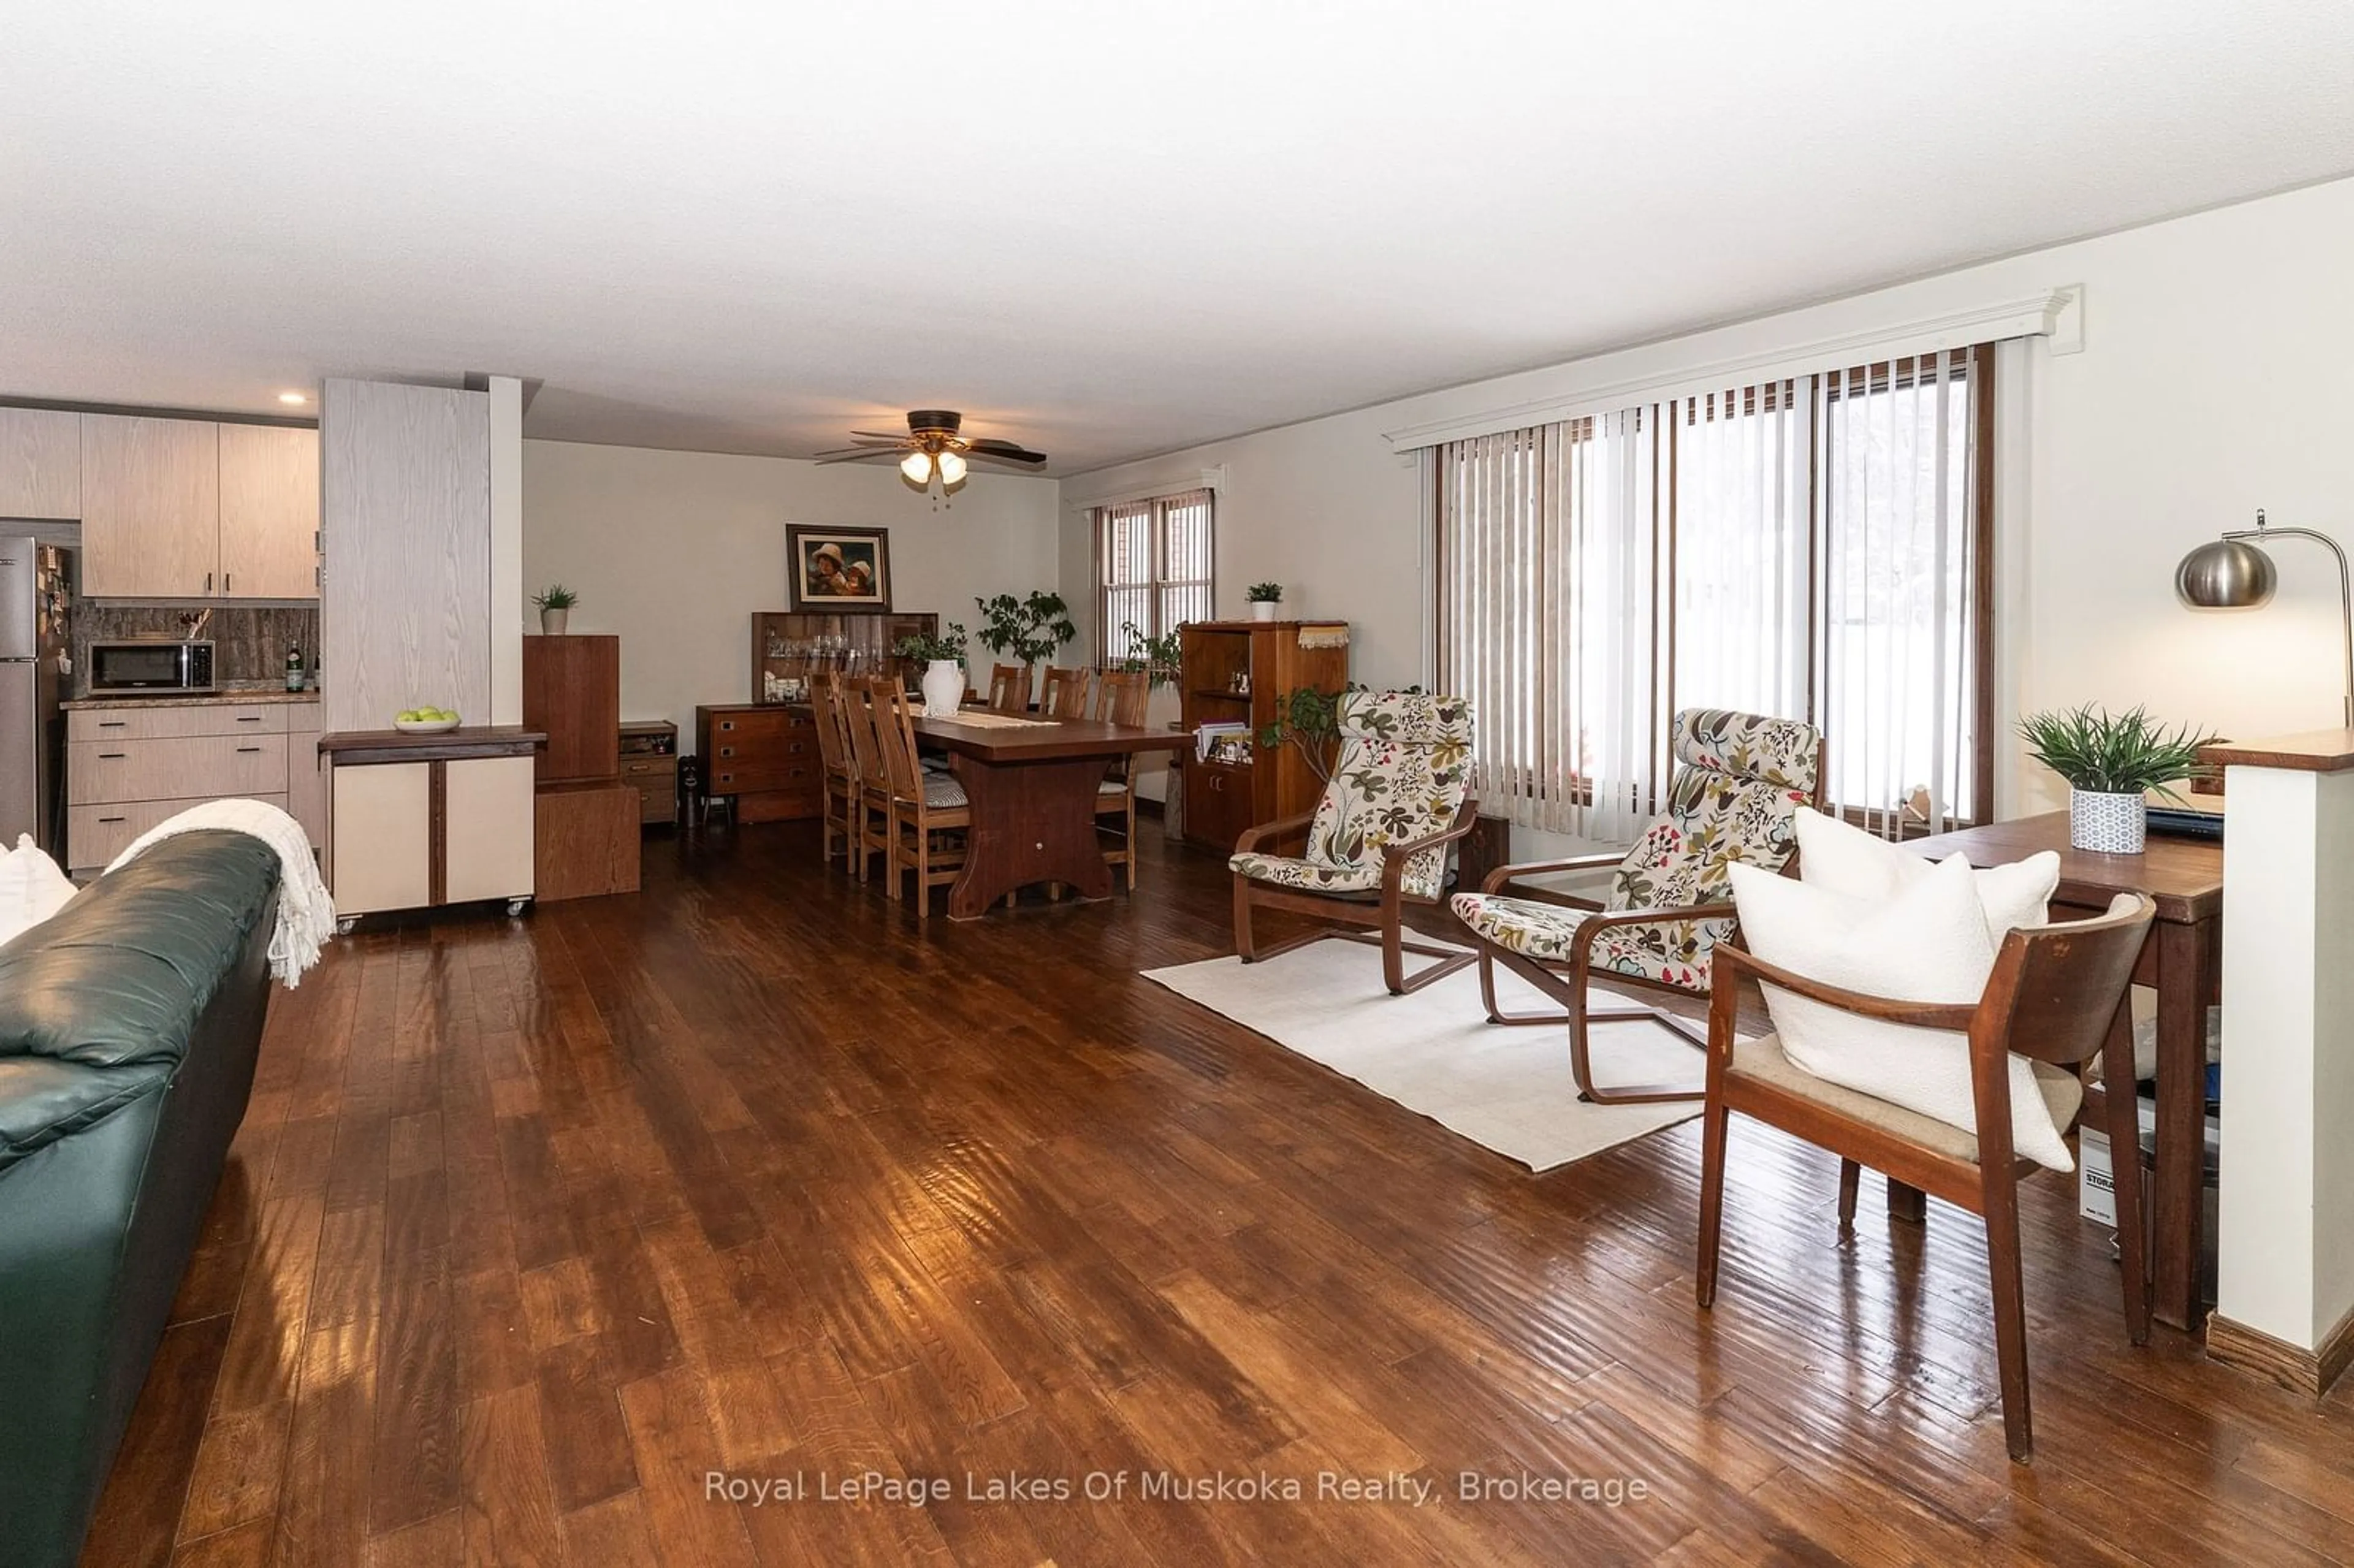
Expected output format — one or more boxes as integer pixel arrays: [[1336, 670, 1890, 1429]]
[[2176, 509, 2354, 728]]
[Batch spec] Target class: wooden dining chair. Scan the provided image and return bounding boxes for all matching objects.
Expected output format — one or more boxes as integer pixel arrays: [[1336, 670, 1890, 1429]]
[[837, 679, 897, 891], [1092, 669, 1151, 890], [1041, 665, 1092, 719], [987, 663, 1030, 714], [809, 674, 856, 867], [1696, 892, 2157, 1463], [866, 677, 971, 918]]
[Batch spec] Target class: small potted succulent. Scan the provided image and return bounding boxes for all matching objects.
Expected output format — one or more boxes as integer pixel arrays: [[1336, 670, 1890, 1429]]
[[531, 584, 577, 634], [1246, 582, 1284, 622], [893, 623, 970, 715], [2018, 703, 2220, 854]]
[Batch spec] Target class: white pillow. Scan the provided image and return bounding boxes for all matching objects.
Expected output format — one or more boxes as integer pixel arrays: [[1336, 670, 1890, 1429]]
[[1727, 851, 2076, 1171], [0, 833, 78, 946], [1792, 807, 2059, 937]]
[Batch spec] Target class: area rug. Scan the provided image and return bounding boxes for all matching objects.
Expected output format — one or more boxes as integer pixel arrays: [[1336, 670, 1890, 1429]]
[[1143, 938, 1735, 1171]]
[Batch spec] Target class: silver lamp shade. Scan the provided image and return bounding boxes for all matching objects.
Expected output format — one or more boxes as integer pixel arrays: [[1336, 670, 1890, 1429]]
[[2175, 537, 2278, 609]]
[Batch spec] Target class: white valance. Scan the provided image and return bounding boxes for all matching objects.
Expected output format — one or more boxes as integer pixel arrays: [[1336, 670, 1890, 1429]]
[[1384, 286, 2079, 454]]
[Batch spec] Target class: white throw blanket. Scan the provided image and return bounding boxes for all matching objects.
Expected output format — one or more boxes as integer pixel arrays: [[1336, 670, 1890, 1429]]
[[105, 799, 337, 988]]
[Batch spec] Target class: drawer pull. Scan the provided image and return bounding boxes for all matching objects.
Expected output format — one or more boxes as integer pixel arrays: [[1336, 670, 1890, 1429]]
[[237, 715, 262, 723], [99, 720, 125, 729], [99, 752, 126, 759], [237, 746, 263, 753], [99, 815, 126, 824]]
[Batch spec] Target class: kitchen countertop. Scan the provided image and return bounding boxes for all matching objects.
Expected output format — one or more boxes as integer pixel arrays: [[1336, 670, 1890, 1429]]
[[60, 685, 321, 710]]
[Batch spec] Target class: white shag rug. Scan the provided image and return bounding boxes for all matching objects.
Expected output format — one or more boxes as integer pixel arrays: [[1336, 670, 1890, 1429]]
[[1143, 937, 1732, 1171]]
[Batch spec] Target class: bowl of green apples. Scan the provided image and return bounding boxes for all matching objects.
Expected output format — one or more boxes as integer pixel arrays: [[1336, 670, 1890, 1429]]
[[394, 706, 462, 734]]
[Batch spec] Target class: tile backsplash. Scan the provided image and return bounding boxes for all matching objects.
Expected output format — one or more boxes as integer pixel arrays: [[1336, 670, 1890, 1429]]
[[73, 604, 319, 687]]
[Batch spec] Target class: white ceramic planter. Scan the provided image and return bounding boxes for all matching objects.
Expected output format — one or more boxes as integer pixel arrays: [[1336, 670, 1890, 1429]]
[[539, 607, 569, 634], [2070, 788, 2146, 854], [920, 659, 966, 717], [1250, 600, 1280, 622]]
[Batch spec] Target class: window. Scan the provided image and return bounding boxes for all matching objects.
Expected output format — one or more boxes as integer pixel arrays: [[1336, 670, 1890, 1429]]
[[1097, 487, 1214, 662], [1436, 344, 1992, 838]]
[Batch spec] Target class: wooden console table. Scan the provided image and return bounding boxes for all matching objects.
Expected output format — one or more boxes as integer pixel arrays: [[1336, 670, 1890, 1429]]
[[1907, 812, 2221, 1331]]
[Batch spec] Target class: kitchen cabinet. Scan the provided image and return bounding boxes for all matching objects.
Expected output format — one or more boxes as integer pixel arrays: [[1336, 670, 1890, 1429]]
[[79, 415, 219, 598], [0, 408, 80, 518], [329, 761, 432, 916], [62, 696, 325, 873], [218, 424, 320, 598], [78, 414, 319, 599]]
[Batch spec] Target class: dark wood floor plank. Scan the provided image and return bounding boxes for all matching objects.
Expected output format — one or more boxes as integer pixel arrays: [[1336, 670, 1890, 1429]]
[[78, 820, 2354, 1568]]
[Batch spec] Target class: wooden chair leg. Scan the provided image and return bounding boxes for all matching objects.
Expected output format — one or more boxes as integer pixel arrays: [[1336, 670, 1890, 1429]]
[[1125, 793, 1138, 891], [1381, 917, 1406, 995], [1233, 878, 1258, 962], [2104, 998, 2152, 1345], [1887, 1179, 1927, 1223], [1983, 1166, 2035, 1462], [1837, 1160, 1861, 1228], [1697, 1089, 1731, 1309], [915, 821, 932, 921]]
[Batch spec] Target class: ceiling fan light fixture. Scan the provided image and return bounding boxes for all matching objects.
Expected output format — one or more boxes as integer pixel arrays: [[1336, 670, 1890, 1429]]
[[937, 451, 968, 486], [899, 451, 934, 488]]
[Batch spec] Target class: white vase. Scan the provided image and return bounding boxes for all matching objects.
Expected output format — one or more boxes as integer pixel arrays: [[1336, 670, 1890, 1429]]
[[920, 659, 966, 717], [539, 607, 568, 634], [1250, 600, 1279, 622], [2070, 788, 2146, 854]]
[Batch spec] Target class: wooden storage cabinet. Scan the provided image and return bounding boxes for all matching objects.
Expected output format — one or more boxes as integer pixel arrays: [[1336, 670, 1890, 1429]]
[[1175, 620, 1350, 850], [321, 730, 541, 918], [63, 698, 325, 873], [0, 408, 80, 518], [77, 413, 319, 600], [523, 635, 620, 785], [620, 720, 679, 826], [696, 704, 821, 821]]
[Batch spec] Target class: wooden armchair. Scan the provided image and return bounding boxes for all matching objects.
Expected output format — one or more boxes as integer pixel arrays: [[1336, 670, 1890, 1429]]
[[1230, 691, 1482, 995], [1696, 892, 2155, 1463], [810, 674, 857, 867], [866, 677, 970, 918], [1449, 709, 1824, 1104]]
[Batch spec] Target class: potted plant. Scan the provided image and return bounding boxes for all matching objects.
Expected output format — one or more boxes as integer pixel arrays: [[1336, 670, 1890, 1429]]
[[2018, 703, 2220, 854], [1246, 582, 1284, 622], [1116, 622, 1184, 691], [972, 591, 1078, 677], [893, 623, 970, 716], [531, 584, 577, 634]]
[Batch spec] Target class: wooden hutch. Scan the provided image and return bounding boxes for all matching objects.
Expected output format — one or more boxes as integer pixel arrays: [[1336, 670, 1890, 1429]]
[[698, 610, 937, 823], [1176, 619, 1350, 851]]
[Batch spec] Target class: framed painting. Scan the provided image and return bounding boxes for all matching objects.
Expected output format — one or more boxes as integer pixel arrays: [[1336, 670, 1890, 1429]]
[[786, 525, 892, 611]]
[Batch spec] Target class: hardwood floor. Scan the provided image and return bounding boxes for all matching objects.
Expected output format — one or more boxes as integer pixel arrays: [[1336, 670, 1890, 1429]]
[[87, 819, 2354, 1566]]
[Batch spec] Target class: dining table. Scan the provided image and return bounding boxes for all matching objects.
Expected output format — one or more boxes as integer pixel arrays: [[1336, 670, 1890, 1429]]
[[912, 708, 1191, 919]]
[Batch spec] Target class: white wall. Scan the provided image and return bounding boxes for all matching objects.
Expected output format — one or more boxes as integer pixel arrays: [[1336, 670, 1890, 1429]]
[[1062, 175, 2354, 840], [522, 440, 1062, 740]]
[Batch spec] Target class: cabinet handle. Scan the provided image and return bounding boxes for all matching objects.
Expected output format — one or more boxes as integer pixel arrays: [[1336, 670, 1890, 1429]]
[[237, 746, 262, 753], [98, 721, 125, 729], [236, 715, 262, 723], [99, 815, 126, 824], [205, 571, 213, 593], [224, 572, 232, 593], [99, 752, 126, 759]]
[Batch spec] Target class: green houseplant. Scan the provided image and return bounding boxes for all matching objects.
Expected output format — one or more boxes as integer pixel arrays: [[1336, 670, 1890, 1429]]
[[894, 623, 972, 714], [973, 591, 1078, 668], [1246, 581, 1284, 622], [1116, 622, 1184, 690], [531, 583, 578, 634], [2017, 703, 2220, 854]]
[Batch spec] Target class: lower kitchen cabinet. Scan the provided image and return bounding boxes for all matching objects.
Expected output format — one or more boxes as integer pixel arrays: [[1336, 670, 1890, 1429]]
[[64, 697, 326, 873], [321, 728, 541, 919]]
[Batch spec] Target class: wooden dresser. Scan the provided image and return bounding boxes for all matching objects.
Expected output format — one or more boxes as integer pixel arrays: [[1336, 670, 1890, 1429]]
[[695, 704, 821, 822]]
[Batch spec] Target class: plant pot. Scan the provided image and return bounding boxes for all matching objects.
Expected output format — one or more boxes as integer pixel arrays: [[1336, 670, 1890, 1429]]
[[2070, 788, 2146, 854], [920, 659, 966, 717], [539, 607, 569, 634], [1250, 601, 1280, 622]]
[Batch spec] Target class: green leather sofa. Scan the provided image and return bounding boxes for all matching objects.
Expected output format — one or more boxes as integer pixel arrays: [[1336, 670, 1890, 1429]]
[[0, 831, 281, 1568]]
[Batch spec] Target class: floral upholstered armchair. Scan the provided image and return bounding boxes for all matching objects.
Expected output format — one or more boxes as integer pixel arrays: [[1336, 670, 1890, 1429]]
[[1230, 690, 1481, 995], [1449, 708, 1824, 1103]]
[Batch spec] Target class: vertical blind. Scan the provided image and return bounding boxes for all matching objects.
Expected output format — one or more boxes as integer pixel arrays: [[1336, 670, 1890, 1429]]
[[1437, 344, 1989, 839], [1098, 487, 1214, 661]]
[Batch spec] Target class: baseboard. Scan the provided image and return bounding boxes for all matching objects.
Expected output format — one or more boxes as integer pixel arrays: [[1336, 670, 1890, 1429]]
[[2207, 1303, 2354, 1398]]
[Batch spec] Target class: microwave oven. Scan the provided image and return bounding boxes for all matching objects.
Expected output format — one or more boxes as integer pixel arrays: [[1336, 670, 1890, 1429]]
[[88, 639, 216, 694]]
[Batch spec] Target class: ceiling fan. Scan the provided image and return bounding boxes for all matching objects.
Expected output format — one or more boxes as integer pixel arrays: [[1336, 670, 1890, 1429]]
[[814, 409, 1046, 499]]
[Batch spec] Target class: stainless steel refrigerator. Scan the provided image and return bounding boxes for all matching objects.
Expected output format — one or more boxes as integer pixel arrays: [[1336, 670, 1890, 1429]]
[[0, 538, 72, 852]]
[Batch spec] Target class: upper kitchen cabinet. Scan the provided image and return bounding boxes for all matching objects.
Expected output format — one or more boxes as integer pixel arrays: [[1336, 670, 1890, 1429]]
[[80, 415, 219, 597], [0, 408, 80, 518], [218, 424, 319, 598], [79, 414, 319, 599]]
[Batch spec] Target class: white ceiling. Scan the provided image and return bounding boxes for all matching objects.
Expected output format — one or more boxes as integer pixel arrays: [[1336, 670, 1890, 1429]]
[[6, 2, 2353, 475]]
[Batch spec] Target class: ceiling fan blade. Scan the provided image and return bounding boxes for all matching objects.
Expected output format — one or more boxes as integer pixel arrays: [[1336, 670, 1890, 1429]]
[[966, 439, 1048, 465], [849, 430, 913, 441], [814, 447, 899, 464]]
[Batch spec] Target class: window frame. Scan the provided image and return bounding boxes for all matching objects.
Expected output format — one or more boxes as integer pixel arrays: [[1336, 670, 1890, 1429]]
[[1096, 488, 1215, 664]]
